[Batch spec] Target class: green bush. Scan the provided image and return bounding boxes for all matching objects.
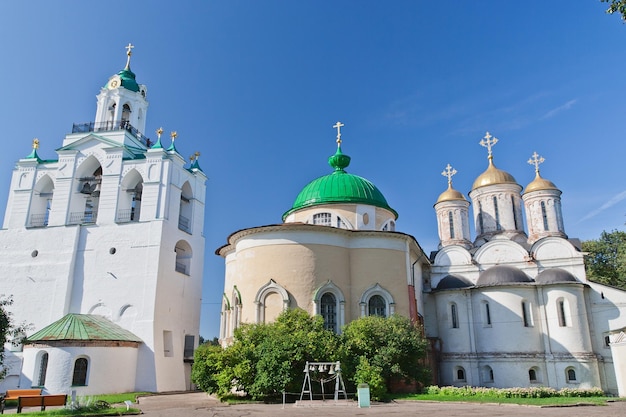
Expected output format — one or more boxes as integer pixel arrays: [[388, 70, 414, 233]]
[[421, 385, 605, 398]]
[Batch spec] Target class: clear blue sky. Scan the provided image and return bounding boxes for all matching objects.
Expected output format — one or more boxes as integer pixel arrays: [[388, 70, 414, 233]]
[[1, 2, 625, 339]]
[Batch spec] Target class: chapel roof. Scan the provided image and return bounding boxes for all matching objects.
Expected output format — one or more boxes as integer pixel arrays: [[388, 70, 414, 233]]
[[476, 265, 534, 286], [535, 268, 579, 284], [26, 314, 142, 343]]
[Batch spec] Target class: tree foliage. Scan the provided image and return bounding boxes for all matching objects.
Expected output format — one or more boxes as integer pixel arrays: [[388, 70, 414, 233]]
[[0, 296, 21, 380], [192, 308, 339, 400], [601, 0, 626, 21], [339, 315, 430, 400], [192, 310, 431, 401], [582, 230, 626, 289]]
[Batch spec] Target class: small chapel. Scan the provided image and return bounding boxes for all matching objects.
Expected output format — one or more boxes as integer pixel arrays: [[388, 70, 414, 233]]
[[218, 125, 626, 396], [0, 45, 206, 395]]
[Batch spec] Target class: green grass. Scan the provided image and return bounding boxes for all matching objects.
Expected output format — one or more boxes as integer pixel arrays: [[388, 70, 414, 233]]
[[390, 393, 618, 406], [18, 406, 141, 416], [88, 392, 152, 404]]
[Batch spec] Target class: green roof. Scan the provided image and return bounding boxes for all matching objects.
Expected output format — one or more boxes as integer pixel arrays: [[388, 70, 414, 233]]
[[27, 314, 142, 343], [283, 144, 397, 220]]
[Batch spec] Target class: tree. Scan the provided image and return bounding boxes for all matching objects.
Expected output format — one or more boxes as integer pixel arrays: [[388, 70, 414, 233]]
[[0, 296, 20, 380], [601, 0, 626, 21], [192, 308, 339, 400], [339, 315, 430, 400], [582, 230, 626, 289]]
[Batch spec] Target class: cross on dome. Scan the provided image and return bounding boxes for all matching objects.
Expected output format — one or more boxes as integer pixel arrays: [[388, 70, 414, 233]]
[[333, 121, 344, 145], [124, 43, 134, 69], [32, 138, 40, 149], [441, 164, 457, 186], [527, 151, 545, 173], [479, 131, 498, 157]]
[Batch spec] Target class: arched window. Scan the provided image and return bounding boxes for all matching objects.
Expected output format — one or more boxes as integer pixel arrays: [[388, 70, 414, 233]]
[[451, 303, 459, 329], [541, 201, 549, 231], [382, 220, 396, 231], [175, 240, 192, 276], [254, 280, 290, 324], [37, 352, 49, 386], [493, 196, 501, 231], [512, 195, 519, 229], [482, 365, 494, 383], [359, 284, 394, 318], [72, 160, 102, 225], [29, 176, 54, 228], [368, 295, 386, 317], [566, 367, 577, 382], [179, 182, 193, 233], [320, 293, 337, 332], [72, 357, 89, 386], [117, 170, 143, 223], [478, 202, 484, 233], [455, 366, 466, 382], [121, 103, 131, 125], [314, 281, 345, 333], [448, 211, 455, 239], [529, 368, 538, 382]]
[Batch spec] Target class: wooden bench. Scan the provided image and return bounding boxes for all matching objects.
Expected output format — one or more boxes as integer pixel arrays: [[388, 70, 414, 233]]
[[0, 389, 42, 414], [17, 394, 67, 413]]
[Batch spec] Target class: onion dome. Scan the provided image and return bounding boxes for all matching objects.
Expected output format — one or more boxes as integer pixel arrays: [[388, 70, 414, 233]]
[[436, 164, 467, 203], [282, 126, 397, 220], [471, 132, 517, 190], [436, 274, 473, 290], [476, 265, 533, 286], [523, 152, 559, 194], [535, 268, 578, 284], [472, 157, 517, 190]]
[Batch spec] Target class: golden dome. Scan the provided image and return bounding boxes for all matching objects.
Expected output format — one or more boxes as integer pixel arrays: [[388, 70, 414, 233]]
[[436, 184, 467, 204], [523, 172, 558, 194], [471, 157, 517, 190]]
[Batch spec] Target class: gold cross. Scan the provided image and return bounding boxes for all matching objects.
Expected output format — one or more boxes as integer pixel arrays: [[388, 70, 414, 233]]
[[333, 121, 344, 144], [527, 151, 545, 173], [479, 131, 498, 157], [170, 131, 178, 141], [156, 127, 163, 140], [32, 138, 39, 149], [441, 164, 457, 185], [125, 43, 134, 56]]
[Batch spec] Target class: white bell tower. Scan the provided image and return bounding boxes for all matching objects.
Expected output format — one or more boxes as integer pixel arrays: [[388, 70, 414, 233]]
[[94, 43, 148, 134]]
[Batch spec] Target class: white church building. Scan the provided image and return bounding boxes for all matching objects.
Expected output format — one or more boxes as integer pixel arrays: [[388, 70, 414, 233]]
[[0, 45, 206, 395], [218, 127, 626, 396]]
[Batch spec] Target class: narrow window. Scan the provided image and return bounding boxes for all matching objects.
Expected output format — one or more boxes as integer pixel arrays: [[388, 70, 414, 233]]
[[321, 293, 337, 332], [493, 196, 501, 230], [72, 358, 88, 386], [558, 300, 567, 327], [121, 103, 131, 125], [478, 202, 484, 233], [485, 302, 491, 326], [448, 211, 455, 239], [541, 201, 549, 231], [529, 368, 537, 382], [451, 303, 459, 328], [522, 301, 530, 327], [368, 295, 386, 317], [605, 335, 611, 347], [456, 367, 466, 381], [184, 335, 195, 358], [163, 330, 174, 357], [336, 217, 347, 228], [512, 196, 518, 229], [37, 352, 49, 386]]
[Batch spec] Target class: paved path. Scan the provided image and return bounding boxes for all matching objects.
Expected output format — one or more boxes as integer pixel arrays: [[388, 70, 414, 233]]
[[137, 392, 626, 417]]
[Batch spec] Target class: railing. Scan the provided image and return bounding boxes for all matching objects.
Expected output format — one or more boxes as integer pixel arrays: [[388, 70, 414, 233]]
[[69, 212, 97, 225], [72, 121, 151, 147], [178, 215, 191, 233], [116, 209, 138, 223], [29, 213, 49, 228]]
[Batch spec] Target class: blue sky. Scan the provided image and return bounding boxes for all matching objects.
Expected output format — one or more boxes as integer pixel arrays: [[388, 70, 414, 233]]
[[1, 2, 625, 339]]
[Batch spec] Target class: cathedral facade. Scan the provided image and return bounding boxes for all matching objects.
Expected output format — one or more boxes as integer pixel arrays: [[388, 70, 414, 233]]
[[0, 46, 206, 395], [218, 128, 626, 396]]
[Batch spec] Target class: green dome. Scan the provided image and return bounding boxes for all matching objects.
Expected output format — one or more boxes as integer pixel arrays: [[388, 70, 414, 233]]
[[117, 68, 140, 92], [282, 145, 397, 220]]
